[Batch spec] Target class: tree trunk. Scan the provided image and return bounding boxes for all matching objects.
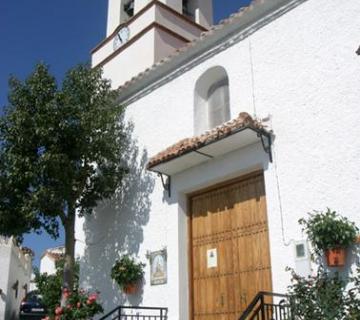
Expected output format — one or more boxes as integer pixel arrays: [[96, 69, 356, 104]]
[[62, 209, 76, 301]]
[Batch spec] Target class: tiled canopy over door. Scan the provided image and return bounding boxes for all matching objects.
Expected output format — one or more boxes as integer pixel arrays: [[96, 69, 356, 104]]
[[190, 172, 272, 320]]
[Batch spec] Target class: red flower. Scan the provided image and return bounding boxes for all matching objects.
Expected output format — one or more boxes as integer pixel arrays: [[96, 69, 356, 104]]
[[63, 292, 70, 299], [55, 306, 63, 315], [89, 293, 97, 301], [87, 293, 98, 304], [63, 288, 71, 299]]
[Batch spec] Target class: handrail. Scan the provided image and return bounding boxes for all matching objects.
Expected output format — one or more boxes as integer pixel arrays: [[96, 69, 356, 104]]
[[99, 305, 168, 320], [239, 292, 289, 320]]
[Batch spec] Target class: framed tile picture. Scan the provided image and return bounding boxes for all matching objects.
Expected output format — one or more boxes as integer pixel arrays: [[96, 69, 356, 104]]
[[149, 249, 167, 285]]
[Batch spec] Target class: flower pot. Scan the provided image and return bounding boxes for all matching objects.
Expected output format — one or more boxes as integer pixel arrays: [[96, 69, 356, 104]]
[[123, 283, 137, 294], [325, 248, 346, 267]]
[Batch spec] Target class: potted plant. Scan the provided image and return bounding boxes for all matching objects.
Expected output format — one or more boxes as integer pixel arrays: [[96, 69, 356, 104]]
[[111, 255, 145, 294], [299, 209, 358, 267]]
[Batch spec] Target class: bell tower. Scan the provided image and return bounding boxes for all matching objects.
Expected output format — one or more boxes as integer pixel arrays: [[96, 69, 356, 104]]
[[92, 0, 213, 88]]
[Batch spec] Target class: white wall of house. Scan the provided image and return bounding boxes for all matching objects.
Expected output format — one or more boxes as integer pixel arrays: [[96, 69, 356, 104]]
[[0, 238, 32, 320], [39, 247, 65, 276], [39, 255, 57, 276], [77, 0, 360, 319], [0, 238, 11, 320]]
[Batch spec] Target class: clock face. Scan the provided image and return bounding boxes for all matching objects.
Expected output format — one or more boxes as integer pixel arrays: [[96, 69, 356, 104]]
[[113, 26, 130, 51]]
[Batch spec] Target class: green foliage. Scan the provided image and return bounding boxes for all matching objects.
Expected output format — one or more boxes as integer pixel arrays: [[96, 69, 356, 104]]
[[288, 210, 360, 319], [345, 271, 360, 318], [0, 63, 127, 238], [44, 289, 103, 320], [34, 259, 79, 315], [111, 255, 145, 289], [299, 209, 358, 254], [288, 268, 360, 319], [0, 63, 128, 287]]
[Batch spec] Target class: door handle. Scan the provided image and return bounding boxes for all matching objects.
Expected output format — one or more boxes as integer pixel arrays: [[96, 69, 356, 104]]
[[220, 294, 225, 307], [240, 293, 247, 304]]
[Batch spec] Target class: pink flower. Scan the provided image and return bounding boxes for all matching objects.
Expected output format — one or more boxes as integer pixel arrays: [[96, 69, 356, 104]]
[[87, 293, 98, 304], [89, 293, 97, 301], [63, 292, 70, 299], [77, 302, 81, 308], [55, 306, 63, 315], [63, 288, 71, 299]]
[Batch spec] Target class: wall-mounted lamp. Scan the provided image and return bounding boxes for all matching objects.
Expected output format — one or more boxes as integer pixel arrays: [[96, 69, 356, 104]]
[[12, 280, 18, 290]]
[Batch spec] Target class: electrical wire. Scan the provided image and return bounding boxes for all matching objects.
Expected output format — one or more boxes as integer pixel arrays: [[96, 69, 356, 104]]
[[249, 39, 257, 116], [272, 141, 294, 247]]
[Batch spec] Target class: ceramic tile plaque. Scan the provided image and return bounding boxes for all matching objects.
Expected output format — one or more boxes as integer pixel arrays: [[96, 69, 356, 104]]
[[207, 248, 217, 268], [150, 249, 167, 285]]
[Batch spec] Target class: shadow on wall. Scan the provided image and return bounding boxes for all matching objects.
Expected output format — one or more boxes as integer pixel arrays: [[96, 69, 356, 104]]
[[80, 122, 155, 313]]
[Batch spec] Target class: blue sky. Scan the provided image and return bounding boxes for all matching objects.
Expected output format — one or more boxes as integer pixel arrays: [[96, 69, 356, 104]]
[[0, 0, 251, 268]]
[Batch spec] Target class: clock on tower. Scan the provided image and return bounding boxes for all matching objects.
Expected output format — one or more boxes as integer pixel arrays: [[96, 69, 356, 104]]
[[92, 0, 213, 88]]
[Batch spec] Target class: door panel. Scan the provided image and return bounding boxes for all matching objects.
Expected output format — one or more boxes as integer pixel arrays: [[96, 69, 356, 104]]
[[190, 172, 272, 320]]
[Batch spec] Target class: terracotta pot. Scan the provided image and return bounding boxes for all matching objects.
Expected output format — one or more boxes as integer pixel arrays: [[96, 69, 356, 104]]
[[325, 248, 347, 267], [123, 283, 137, 294]]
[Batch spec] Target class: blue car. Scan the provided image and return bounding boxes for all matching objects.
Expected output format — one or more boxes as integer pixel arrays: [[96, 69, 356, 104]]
[[19, 291, 47, 320]]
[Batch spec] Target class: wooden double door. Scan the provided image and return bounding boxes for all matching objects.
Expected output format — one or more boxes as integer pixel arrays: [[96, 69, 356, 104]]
[[189, 172, 272, 320]]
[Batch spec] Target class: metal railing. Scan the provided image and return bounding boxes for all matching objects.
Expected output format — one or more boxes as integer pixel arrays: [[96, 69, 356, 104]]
[[239, 292, 292, 320], [99, 306, 168, 320]]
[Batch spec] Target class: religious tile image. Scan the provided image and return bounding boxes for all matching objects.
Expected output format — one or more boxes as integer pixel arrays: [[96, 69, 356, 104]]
[[150, 250, 167, 285]]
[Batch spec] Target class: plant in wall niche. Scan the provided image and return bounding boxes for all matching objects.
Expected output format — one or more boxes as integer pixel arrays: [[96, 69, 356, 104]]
[[299, 209, 359, 267], [111, 255, 145, 294]]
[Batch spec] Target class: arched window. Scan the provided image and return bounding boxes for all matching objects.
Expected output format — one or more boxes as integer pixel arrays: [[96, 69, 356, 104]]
[[194, 66, 230, 135]]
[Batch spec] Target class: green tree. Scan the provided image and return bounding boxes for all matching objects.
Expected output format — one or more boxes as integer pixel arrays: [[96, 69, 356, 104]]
[[0, 63, 127, 291], [34, 259, 79, 315]]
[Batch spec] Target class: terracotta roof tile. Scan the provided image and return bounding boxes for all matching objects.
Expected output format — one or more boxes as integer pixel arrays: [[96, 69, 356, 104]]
[[21, 247, 35, 256], [45, 251, 64, 261], [147, 112, 266, 169]]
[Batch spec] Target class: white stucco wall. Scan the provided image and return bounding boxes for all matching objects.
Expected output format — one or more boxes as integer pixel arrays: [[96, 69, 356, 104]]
[[107, 0, 123, 36], [40, 255, 57, 276], [135, 0, 188, 17], [0, 238, 11, 320], [154, 29, 187, 62], [0, 238, 32, 320], [79, 0, 360, 319]]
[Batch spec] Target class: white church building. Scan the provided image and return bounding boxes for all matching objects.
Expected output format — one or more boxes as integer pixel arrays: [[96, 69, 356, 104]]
[[76, 0, 360, 319]]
